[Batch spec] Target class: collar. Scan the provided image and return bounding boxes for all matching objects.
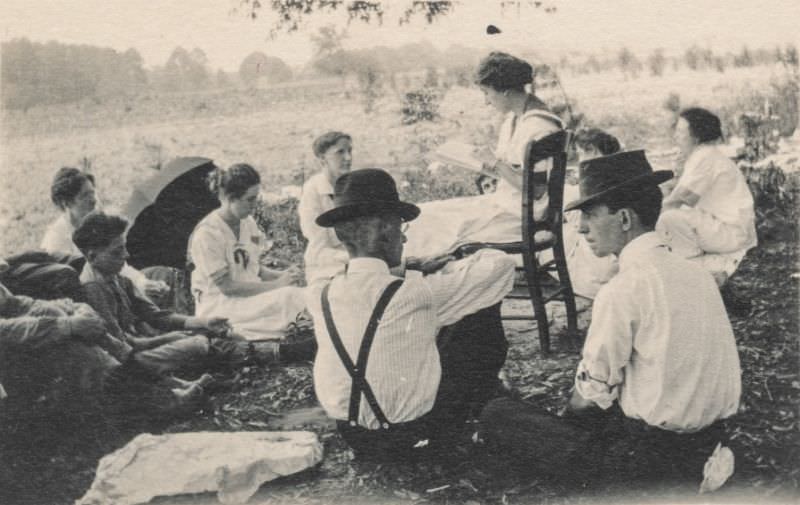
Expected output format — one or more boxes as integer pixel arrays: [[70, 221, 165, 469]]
[[687, 143, 716, 164], [346, 257, 391, 275], [314, 172, 335, 196], [617, 232, 667, 272], [79, 262, 116, 285]]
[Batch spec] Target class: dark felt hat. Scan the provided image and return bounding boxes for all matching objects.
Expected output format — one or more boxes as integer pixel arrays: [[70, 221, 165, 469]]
[[564, 150, 673, 212], [316, 168, 420, 227]]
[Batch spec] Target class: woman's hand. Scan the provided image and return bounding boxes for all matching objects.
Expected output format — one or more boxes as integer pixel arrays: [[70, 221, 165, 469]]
[[276, 266, 303, 287]]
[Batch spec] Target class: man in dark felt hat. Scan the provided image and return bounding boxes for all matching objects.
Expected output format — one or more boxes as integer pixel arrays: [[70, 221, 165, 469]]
[[479, 151, 741, 485], [563, 150, 741, 481], [307, 168, 516, 462]]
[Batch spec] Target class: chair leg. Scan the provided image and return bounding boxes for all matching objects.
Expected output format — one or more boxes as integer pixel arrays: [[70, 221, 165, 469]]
[[523, 256, 550, 355], [553, 242, 579, 351]]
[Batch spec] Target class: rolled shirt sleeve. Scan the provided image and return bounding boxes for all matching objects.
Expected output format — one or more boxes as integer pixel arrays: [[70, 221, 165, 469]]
[[424, 249, 516, 327], [574, 283, 635, 410]]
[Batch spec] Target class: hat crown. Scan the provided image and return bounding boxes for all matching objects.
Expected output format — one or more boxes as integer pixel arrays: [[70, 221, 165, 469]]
[[564, 150, 673, 211], [333, 168, 400, 206], [579, 150, 651, 190], [315, 168, 420, 227]]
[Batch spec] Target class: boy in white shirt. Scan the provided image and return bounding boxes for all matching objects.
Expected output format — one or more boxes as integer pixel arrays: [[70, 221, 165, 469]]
[[298, 132, 353, 284]]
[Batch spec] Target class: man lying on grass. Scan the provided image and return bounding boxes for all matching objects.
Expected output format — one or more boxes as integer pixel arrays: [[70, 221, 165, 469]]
[[0, 258, 202, 419], [73, 211, 315, 401], [307, 168, 516, 462]]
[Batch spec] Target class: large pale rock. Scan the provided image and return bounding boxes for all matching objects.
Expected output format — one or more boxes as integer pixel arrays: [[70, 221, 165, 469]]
[[77, 431, 323, 505]]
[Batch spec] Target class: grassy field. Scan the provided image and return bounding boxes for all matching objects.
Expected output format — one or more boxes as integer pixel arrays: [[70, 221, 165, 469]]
[[0, 65, 782, 256], [1, 65, 798, 504]]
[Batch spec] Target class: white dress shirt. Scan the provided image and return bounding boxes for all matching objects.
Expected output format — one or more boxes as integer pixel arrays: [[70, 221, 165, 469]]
[[298, 173, 349, 283], [575, 232, 741, 433], [308, 249, 516, 430]]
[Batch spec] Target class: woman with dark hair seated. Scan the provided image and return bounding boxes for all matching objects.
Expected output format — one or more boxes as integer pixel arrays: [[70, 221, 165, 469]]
[[40, 167, 170, 302], [574, 127, 622, 160], [656, 107, 756, 286], [189, 164, 307, 341], [403, 52, 564, 258]]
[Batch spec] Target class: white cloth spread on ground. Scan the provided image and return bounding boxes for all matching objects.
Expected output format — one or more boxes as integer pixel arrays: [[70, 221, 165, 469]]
[[40, 214, 150, 291], [298, 172, 349, 284], [403, 110, 562, 258], [307, 250, 515, 430], [190, 211, 305, 340], [657, 144, 757, 279], [575, 232, 741, 433], [77, 431, 323, 505]]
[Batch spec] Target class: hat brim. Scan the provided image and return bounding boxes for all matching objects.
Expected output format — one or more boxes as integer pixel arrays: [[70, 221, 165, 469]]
[[316, 200, 421, 228], [564, 170, 673, 212]]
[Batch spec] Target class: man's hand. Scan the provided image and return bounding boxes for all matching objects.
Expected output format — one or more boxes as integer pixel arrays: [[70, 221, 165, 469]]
[[68, 314, 107, 345], [408, 254, 456, 275], [143, 279, 169, 299], [565, 388, 601, 417], [204, 317, 231, 333]]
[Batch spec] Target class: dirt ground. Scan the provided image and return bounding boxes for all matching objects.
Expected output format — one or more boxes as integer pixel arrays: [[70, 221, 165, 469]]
[[1, 214, 797, 505]]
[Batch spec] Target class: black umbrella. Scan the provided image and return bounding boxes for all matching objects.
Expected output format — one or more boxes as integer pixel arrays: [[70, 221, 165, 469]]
[[122, 157, 220, 270]]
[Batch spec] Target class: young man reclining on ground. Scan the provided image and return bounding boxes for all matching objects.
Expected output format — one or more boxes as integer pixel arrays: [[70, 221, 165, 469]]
[[73, 211, 315, 389], [0, 258, 202, 419]]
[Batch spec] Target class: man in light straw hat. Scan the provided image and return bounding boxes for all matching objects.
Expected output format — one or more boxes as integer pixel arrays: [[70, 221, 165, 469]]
[[479, 151, 741, 484], [307, 168, 516, 462]]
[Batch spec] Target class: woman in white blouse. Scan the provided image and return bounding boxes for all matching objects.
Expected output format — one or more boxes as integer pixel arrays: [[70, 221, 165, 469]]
[[657, 107, 757, 285], [41, 167, 168, 300], [403, 52, 563, 258], [190, 163, 305, 340], [297, 131, 352, 284]]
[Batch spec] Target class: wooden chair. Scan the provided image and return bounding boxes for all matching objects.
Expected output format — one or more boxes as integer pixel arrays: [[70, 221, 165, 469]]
[[453, 130, 579, 355]]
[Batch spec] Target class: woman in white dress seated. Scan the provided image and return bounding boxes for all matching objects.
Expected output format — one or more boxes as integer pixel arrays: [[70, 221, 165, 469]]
[[656, 107, 757, 286], [403, 52, 564, 259], [189, 163, 306, 340]]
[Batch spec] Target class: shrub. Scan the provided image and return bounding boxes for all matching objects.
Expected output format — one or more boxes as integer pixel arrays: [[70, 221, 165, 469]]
[[401, 87, 441, 124], [252, 198, 306, 267], [740, 160, 800, 241], [736, 112, 781, 163]]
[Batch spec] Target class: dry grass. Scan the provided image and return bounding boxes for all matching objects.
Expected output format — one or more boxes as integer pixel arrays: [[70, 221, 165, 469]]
[[0, 65, 783, 257]]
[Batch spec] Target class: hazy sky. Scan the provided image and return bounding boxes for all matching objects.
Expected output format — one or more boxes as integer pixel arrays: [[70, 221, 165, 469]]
[[2, 0, 798, 71]]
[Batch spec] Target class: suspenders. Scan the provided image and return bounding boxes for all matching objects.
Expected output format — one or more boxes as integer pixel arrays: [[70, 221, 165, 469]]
[[321, 279, 404, 430]]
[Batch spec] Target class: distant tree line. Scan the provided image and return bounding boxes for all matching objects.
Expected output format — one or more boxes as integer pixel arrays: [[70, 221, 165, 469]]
[[563, 44, 798, 78], [1, 38, 295, 110]]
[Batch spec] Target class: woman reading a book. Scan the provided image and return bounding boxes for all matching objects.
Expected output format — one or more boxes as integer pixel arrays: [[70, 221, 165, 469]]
[[403, 52, 563, 258]]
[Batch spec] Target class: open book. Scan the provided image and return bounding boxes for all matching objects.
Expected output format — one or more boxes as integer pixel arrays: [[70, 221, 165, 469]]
[[430, 140, 496, 178]]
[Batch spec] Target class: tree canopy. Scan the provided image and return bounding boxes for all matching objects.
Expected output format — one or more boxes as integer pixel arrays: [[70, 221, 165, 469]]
[[238, 1, 555, 37]]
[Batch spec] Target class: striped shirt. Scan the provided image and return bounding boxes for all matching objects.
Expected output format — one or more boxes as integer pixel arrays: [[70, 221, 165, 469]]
[[308, 250, 515, 429]]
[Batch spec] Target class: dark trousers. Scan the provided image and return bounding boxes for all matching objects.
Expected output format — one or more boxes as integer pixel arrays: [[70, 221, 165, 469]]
[[480, 397, 728, 484], [338, 302, 507, 461]]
